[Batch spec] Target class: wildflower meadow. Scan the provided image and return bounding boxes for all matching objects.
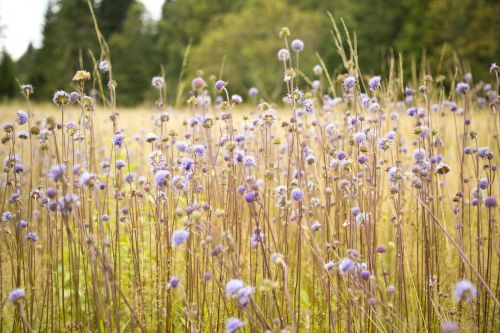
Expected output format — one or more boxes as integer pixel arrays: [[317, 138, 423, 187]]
[[0, 5, 499, 333]]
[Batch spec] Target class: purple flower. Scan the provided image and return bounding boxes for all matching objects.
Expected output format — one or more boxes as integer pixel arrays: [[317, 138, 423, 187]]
[[484, 196, 497, 208], [8, 288, 25, 303], [192, 77, 206, 90], [456, 82, 470, 94], [248, 87, 259, 96], [226, 279, 244, 296], [454, 279, 477, 302], [291, 188, 304, 202], [291, 39, 304, 52], [278, 48, 290, 61], [52, 90, 69, 105], [360, 270, 371, 280], [2, 211, 14, 222], [404, 87, 414, 96], [343, 76, 356, 91], [215, 80, 226, 91], [50, 164, 66, 182], [339, 258, 355, 275], [231, 94, 243, 104], [377, 245, 387, 253], [172, 229, 189, 246], [353, 132, 366, 145], [237, 286, 254, 306], [151, 76, 164, 90], [113, 133, 124, 147], [16, 110, 29, 125], [99, 59, 111, 73], [244, 191, 256, 203], [26, 232, 38, 242], [180, 157, 195, 171], [167, 277, 180, 289], [368, 75, 381, 91], [226, 317, 244, 333], [243, 155, 256, 168], [192, 144, 205, 157], [154, 170, 170, 187], [478, 178, 489, 190]]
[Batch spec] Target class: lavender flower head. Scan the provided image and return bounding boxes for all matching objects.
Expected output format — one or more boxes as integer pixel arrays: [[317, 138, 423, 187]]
[[50, 164, 66, 182], [226, 317, 244, 333], [8, 288, 25, 303], [456, 82, 470, 94], [291, 188, 304, 202], [16, 110, 29, 125], [368, 75, 381, 91], [453, 279, 477, 302], [151, 76, 164, 90], [343, 76, 356, 91], [172, 229, 189, 246], [52, 90, 69, 105], [291, 39, 304, 52]]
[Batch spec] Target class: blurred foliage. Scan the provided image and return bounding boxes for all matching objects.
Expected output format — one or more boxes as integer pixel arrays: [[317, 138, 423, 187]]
[[1, 0, 498, 105], [0, 50, 17, 101]]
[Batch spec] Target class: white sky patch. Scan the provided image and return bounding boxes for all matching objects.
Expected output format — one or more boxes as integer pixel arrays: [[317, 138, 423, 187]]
[[0, 0, 164, 60]]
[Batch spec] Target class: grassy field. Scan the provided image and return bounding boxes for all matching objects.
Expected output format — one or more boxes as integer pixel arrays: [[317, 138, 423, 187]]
[[0, 22, 499, 333]]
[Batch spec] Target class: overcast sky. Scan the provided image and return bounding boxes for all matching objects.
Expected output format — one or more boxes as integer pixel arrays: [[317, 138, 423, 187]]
[[0, 0, 163, 60]]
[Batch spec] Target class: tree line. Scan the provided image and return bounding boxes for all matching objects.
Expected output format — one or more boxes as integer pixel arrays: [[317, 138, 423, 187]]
[[1, 0, 498, 105]]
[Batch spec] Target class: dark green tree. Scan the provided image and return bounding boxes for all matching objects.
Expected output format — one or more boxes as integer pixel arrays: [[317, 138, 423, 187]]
[[108, 2, 156, 105], [0, 49, 17, 101], [190, 0, 324, 98], [16, 43, 36, 84], [97, 0, 135, 38], [30, 0, 98, 100]]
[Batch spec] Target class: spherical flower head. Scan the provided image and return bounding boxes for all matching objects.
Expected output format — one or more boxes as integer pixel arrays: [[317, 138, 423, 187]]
[[248, 87, 259, 97], [52, 90, 69, 105], [237, 285, 254, 306], [353, 131, 366, 145], [145, 132, 158, 143], [99, 59, 111, 73], [440, 321, 459, 333], [192, 144, 205, 157], [324, 261, 335, 270], [413, 148, 427, 163], [360, 270, 371, 280], [26, 232, 38, 242], [125, 173, 134, 184], [490, 63, 499, 73], [277, 48, 290, 62], [151, 76, 164, 90], [226, 317, 244, 333], [313, 64, 322, 76], [231, 94, 243, 105], [172, 229, 189, 246], [226, 279, 244, 296], [192, 77, 206, 90], [180, 157, 195, 172], [243, 155, 256, 168], [404, 87, 414, 96], [167, 277, 180, 289], [478, 177, 489, 190], [113, 133, 124, 147], [484, 196, 497, 208], [154, 169, 170, 187], [343, 76, 356, 91], [20, 84, 33, 94], [291, 188, 304, 202], [2, 211, 14, 222], [456, 82, 470, 94], [376, 245, 387, 253], [291, 39, 304, 52], [171, 175, 187, 192], [15, 110, 28, 126], [215, 80, 226, 91], [69, 92, 80, 104], [368, 75, 381, 91], [50, 164, 66, 182], [8, 288, 25, 303], [244, 191, 256, 203], [453, 279, 477, 302], [338, 258, 355, 275], [115, 160, 126, 169]]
